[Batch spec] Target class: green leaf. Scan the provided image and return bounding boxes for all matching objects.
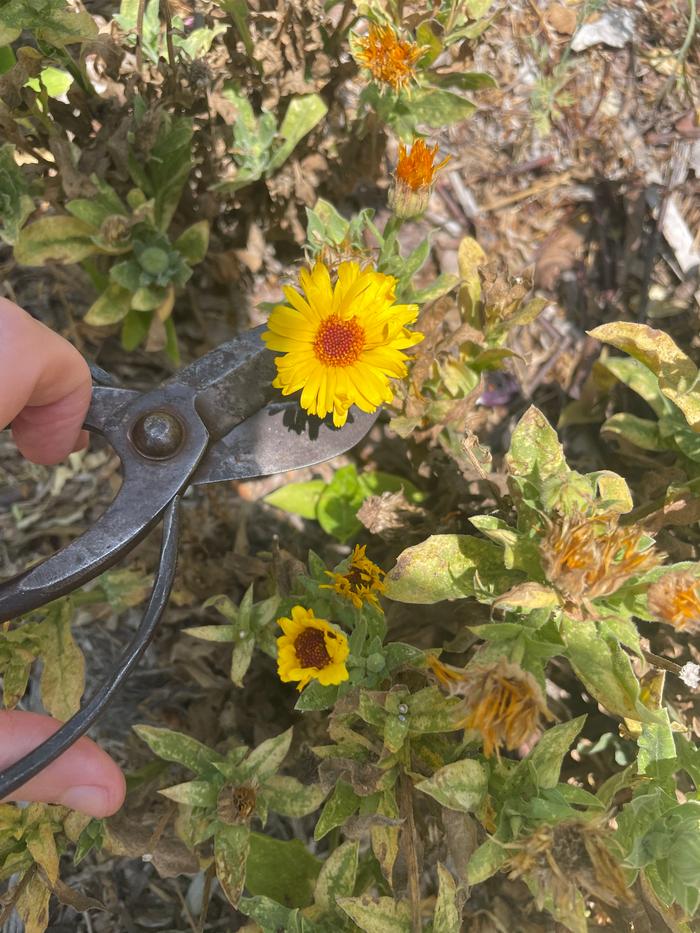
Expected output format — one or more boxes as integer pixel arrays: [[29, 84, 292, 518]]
[[560, 617, 657, 723], [0, 144, 33, 245], [520, 716, 586, 789], [384, 534, 515, 603], [415, 759, 487, 813], [267, 94, 328, 173], [262, 776, 327, 818], [410, 273, 460, 304], [601, 413, 664, 452], [121, 308, 150, 351], [215, 823, 250, 907], [493, 582, 558, 611], [433, 863, 461, 933], [158, 780, 219, 807], [26, 66, 73, 98], [264, 480, 325, 520], [133, 724, 224, 775], [0, 0, 97, 47], [431, 71, 497, 91], [295, 681, 339, 711], [238, 727, 293, 783], [590, 322, 700, 430], [246, 833, 321, 908], [314, 781, 360, 841], [174, 220, 209, 265], [316, 465, 363, 542], [15, 216, 99, 265], [637, 711, 676, 775], [314, 840, 359, 914], [467, 837, 508, 884], [38, 601, 85, 721], [183, 624, 235, 643], [337, 895, 412, 932], [84, 283, 133, 325], [505, 405, 568, 484], [409, 87, 476, 127], [239, 896, 301, 930], [230, 634, 255, 687]]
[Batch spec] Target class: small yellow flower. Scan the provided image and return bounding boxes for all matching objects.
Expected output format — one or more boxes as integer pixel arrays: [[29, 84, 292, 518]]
[[390, 139, 451, 218], [429, 655, 552, 758], [322, 544, 386, 609], [353, 23, 423, 93], [276, 606, 349, 692], [540, 510, 661, 606], [648, 570, 700, 631], [262, 261, 422, 428]]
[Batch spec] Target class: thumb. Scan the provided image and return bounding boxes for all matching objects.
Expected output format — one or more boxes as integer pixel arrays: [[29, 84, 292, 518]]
[[0, 711, 125, 817]]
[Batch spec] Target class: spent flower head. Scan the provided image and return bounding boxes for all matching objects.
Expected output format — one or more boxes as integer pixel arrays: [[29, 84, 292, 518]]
[[540, 510, 661, 607], [263, 260, 422, 427], [507, 820, 631, 912], [390, 139, 451, 219], [429, 655, 552, 757], [276, 606, 349, 692], [321, 545, 386, 609], [353, 23, 423, 92], [648, 570, 700, 632]]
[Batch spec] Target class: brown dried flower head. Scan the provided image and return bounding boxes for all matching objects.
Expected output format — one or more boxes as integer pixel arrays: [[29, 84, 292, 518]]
[[540, 510, 661, 606], [648, 570, 700, 632], [507, 820, 632, 912], [429, 655, 553, 757]]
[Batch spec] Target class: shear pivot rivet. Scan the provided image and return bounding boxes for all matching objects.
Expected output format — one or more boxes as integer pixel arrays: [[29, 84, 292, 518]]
[[131, 411, 184, 460]]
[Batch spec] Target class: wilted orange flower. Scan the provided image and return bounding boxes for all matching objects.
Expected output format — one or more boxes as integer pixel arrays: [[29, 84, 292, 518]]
[[353, 23, 423, 92], [429, 655, 552, 757], [389, 139, 450, 218], [540, 511, 661, 607], [507, 820, 632, 912], [321, 544, 386, 609], [648, 570, 700, 631]]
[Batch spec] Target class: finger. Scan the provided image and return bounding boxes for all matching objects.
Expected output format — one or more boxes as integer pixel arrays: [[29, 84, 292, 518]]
[[0, 298, 92, 465], [0, 711, 126, 817]]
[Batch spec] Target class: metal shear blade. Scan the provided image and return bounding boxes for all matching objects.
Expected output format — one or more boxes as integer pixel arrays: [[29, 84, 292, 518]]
[[0, 326, 378, 799]]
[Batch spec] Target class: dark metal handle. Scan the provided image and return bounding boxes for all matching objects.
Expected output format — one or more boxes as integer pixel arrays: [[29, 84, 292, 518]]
[[0, 498, 181, 801], [0, 383, 209, 624]]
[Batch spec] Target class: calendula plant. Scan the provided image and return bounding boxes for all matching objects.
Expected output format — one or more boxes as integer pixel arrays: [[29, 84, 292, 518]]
[[14, 103, 206, 361], [351, 3, 497, 139]]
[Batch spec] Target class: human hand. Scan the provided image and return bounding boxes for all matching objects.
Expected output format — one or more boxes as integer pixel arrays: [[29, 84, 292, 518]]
[[0, 298, 125, 817]]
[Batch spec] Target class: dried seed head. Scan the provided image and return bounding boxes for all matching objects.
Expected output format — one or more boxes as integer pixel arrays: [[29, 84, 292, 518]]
[[540, 510, 661, 606], [217, 784, 256, 825], [507, 820, 632, 912], [429, 656, 553, 757], [648, 570, 700, 632]]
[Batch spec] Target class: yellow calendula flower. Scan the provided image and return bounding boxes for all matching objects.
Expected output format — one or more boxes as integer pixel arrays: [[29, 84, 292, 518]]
[[276, 606, 349, 692], [390, 139, 451, 219], [322, 545, 386, 609], [263, 261, 422, 428], [648, 570, 700, 631], [429, 655, 552, 758], [353, 23, 423, 93]]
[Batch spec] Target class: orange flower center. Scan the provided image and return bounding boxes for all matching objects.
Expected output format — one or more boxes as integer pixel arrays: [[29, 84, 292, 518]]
[[313, 315, 365, 367], [295, 628, 332, 669], [356, 24, 422, 91], [671, 588, 700, 626]]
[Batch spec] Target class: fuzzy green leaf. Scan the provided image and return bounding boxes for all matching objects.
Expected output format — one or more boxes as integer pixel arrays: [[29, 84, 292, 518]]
[[15, 216, 99, 265], [238, 727, 293, 783], [433, 863, 461, 933], [133, 725, 224, 775], [215, 823, 249, 907], [246, 833, 321, 908], [174, 220, 209, 265], [264, 480, 325, 520], [384, 534, 514, 604], [84, 283, 133, 325], [467, 838, 508, 884], [337, 895, 412, 932], [267, 94, 328, 173], [262, 776, 327, 818], [314, 781, 360, 841], [158, 780, 219, 807], [416, 759, 487, 813], [314, 840, 359, 914]]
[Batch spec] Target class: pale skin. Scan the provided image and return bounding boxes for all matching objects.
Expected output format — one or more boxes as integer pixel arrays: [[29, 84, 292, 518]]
[[0, 298, 125, 817]]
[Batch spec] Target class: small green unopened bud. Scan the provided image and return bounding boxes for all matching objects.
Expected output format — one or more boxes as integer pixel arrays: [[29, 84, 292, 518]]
[[366, 652, 386, 673], [138, 246, 170, 276]]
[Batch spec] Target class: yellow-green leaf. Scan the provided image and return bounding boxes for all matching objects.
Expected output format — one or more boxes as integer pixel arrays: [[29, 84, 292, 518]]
[[26, 823, 59, 886], [14, 216, 99, 266], [590, 322, 700, 429], [84, 283, 133, 325], [15, 870, 51, 933], [38, 602, 85, 721]]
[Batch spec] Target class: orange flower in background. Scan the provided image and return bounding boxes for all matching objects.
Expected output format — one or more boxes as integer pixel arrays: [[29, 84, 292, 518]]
[[648, 570, 700, 632], [390, 139, 451, 218], [353, 23, 423, 92]]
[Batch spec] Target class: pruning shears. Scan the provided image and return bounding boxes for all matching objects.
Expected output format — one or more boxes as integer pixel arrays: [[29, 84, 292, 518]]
[[0, 326, 377, 799]]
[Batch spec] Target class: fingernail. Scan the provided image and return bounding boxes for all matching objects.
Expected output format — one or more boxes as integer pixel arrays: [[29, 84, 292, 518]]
[[59, 785, 110, 816]]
